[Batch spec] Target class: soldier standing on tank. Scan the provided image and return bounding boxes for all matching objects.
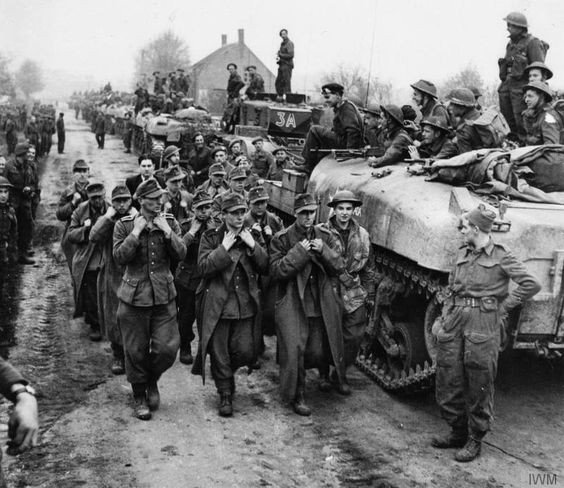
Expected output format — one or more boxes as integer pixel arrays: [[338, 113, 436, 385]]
[[175, 190, 216, 365], [89, 185, 136, 375], [498, 12, 547, 143], [193, 192, 268, 417], [368, 105, 412, 168], [432, 204, 540, 462], [275, 29, 294, 100], [301, 83, 364, 173], [270, 193, 346, 416], [113, 178, 186, 420], [243, 66, 265, 100], [56, 113, 65, 154], [521, 81, 561, 145], [322, 190, 375, 393], [223, 64, 245, 134]]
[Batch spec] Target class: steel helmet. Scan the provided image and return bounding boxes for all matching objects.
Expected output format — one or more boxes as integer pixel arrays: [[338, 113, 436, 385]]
[[503, 12, 528, 28], [448, 88, 476, 107], [524, 61, 553, 80], [410, 79, 438, 99], [380, 105, 404, 126], [420, 116, 450, 133], [522, 81, 553, 102]]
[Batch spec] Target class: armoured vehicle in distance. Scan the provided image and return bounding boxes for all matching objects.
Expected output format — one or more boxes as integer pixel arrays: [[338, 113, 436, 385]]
[[263, 155, 564, 394]]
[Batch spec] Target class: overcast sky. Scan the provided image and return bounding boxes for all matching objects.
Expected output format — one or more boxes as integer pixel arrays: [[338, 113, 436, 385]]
[[2, 0, 563, 99]]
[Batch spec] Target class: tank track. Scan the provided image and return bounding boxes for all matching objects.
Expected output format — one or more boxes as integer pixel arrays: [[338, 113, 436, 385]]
[[355, 247, 448, 394]]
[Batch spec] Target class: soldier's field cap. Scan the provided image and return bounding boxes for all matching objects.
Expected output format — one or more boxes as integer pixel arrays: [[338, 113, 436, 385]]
[[229, 166, 247, 180], [525, 61, 553, 80], [222, 192, 247, 212], [464, 204, 496, 233], [0, 176, 13, 188], [15, 143, 29, 156], [328, 190, 362, 208], [211, 146, 228, 158], [248, 186, 269, 203], [272, 146, 287, 155], [410, 79, 438, 99], [421, 116, 450, 133], [380, 105, 404, 125], [192, 190, 213, 209], [86, 182, 105, 197], [294, 193, 318, 213], [153, 71, 161, 76], [321, 83, 344, 96], [522, 81, 553, 101], [251, 136, 264, 144], [209, 162, 227, 176], [111, 185, 131, 201], [228, 138, 243, 149], [226, 63, 238, 70], [164, 165, 186, 182], [72, 159, 89, 171], [135, 178, 163, 199], [163, 145, 180, 161]]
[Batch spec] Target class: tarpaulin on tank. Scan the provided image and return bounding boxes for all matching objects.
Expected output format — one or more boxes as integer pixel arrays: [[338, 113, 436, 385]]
[[427, 146, 564, 204]]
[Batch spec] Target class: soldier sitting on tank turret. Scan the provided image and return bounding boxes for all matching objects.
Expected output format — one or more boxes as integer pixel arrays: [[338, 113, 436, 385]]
[[521, 81, 561, 146], [301, 83, 364, 174], [362, 105, 385, 151], [241, 66, 265, 100], [410, 79, 452, 127], [408, 116, 454, 160], [368, 105, 412, 168]]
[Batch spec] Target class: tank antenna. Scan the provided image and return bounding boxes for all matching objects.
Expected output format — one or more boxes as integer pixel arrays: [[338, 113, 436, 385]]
[[365, 3, 378, 107]]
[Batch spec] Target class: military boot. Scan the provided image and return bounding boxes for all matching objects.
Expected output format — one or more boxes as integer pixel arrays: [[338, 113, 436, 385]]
[[18, 254, 35, 265], [454, 437, 482, 462], [179, 348, 193, 365], [110, 357, 125, 375], [218, 392, 233, 417], [330, 370, 352, 396], [431, 428, 468, 449], [146, 381, 160, 411], [318, 366, 332, 392], [292, 388, 311, 416], [89, 324, 102, 342], [132, 383, 151, 420]]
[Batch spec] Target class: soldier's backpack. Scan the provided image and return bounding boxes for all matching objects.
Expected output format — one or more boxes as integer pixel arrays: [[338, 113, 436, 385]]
[[550, 99, 564, 144], [467, 106, 511, 148]]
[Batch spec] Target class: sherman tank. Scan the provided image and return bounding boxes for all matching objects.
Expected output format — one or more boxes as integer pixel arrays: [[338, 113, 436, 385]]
[[263, 154, 564, 394]]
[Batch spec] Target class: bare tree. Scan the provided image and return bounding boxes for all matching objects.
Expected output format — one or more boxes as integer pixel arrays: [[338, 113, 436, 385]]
[[319, 64, 392, 107], [438, 64, 484, 100], [15, 59, 45, 98], [0, 53, 16, 98], [133, 30, 191, 85]]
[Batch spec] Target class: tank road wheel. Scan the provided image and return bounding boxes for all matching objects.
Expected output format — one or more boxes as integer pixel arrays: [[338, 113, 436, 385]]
[[386, 321, 429, 377], [424, 297, 442, 364]]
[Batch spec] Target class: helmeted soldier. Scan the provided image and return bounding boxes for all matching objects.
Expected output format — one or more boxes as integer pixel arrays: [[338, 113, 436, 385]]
[[408, 116, 454, 160], [432, 204, 540, 462], [369, 105, 413, 168], [498, 11, 547, 142], [193, 192, 269, 417], [524, 61, 553, 84], [270, 193, 346, 416], [521, 81, 561, 145], [113, 178, 186, 420], [410, 79, 451, 126]]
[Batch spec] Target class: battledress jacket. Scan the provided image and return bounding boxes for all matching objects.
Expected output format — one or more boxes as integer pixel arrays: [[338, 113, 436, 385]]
[[333, 100, 365, 149], [269, 223, 346, 402], [56, 183, 89, 270], [371, 126, 412, 167], [522, 105, 561, 146], [193, 225, 269, 383], [67, 200, 109, 316]]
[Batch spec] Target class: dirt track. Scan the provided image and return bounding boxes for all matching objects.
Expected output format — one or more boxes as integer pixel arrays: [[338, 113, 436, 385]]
[[1, 113, 563, 488]]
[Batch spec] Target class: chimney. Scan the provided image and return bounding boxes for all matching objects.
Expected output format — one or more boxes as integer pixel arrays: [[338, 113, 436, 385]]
[[238, 29, 244, 45], [221, 34, 227, 46]]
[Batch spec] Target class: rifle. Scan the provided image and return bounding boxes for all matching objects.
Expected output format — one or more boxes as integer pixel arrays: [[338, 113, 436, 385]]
[[311, 147, 384, 161], [405, 158, 435, 176]]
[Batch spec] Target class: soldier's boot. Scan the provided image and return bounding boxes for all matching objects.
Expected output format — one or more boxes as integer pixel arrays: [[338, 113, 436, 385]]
[[318, 366, 332, 392], [292, 388, 311, 417], [88, 324, 102, 342], [146, 381, 160, 411], [132, 383, 151, 421], [330, 370, 352, 396], [18, 254, 36, 265], [111, 358, 125, 375], [218, 392, 233, 417], [454, 437, 482, 462], [431, 428, 468, 449], [179, 347, 193, 365]]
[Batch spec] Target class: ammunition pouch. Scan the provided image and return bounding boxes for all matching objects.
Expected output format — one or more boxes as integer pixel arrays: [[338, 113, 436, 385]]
[[498, 58, 508, 82]]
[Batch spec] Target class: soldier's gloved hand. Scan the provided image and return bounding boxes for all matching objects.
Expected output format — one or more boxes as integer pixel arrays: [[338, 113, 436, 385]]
[[105, 206, 117, 218], [263, 225, 273, 237], [310, 238, 323, 253], [72, 193, 82, 206], [251, 223, 262, 234], [239, 229, 256, 250], [222, 231, 238, 251], [132, 215, 147, 236], [299, 239, 312, 252], [83, 218, 92, 228], [153, 215, 172, 238]]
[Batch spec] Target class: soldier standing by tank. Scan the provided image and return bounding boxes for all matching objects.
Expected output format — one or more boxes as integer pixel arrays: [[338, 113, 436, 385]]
[[498, 12, 547, 143], [57, 160, 90, 273], [227, 139, 245, 166], [56, 113, 65, 154], [196, 162, 229, 198], [250, 137, 274, 179], [113, 179, 186, 420], [411, 80, 452, 126], [89, 185, 137, 375], [521, 81, 561, 145], [4, 112, 18, 155], [265, 147, 295, 181], [302, 83, 364, 173], [5, 143, 37, 265], [369, 105, 412, 168], [270, 193, 346, 416], [0, 177, 18, 300], [432, 204, 540, 462], [68, 182, 109, 342], [126, 154, 166, 211], [322, 191, 375, 393], [193, 192, 268, 417], [175, 190, 216, 365], [187, 133, 212, 188], [275, 29, 294, 100]]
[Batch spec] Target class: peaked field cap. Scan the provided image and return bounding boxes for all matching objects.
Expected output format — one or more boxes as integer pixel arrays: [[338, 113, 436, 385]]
[[135, 178, 163, 199], [86, 182, 105, 197], [229, 166, 247, 180], [164, 165, 186, 181], [321, 83, 344, 95], [328, 190, 362, 207], [248, 186, 269, 203], [72, 159, 89, 171], [192, 190, 214, 208], [111, 185, 131, 200], [209, 162, 227, 175], [222, 192, 247, 212], [294, 193, 318, 212], [0, 176, 13, 188]]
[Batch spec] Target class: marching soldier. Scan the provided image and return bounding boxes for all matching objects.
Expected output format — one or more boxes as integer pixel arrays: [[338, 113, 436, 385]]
[[432, 204, 540, 462], [162, 166, 193, 222], [56, 113, 65, 154], [193, 192, 268, 417], [0, 177, 18, 300], [113, 179, 186, 420], [196, 163, 229, 199], [212, 166, 249, 224]]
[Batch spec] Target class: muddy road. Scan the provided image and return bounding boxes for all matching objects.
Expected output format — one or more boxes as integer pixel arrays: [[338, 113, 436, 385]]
[[0, 113, 563, 488]]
